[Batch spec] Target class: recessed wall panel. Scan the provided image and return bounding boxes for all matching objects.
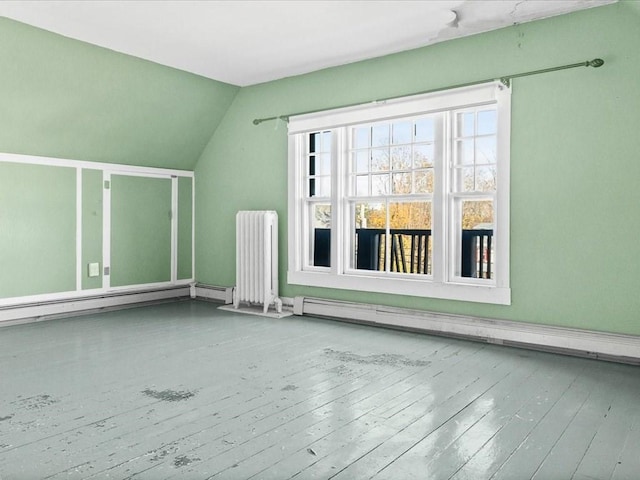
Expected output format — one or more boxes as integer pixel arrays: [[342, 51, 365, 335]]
[[0, 162, 76, 298], [81, 169, 103, 290], [177, 176, 193, 280], [110, 175, 172, 287]]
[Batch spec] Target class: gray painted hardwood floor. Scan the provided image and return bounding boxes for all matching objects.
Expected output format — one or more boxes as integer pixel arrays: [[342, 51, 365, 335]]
[[0, 300, 638, 479]]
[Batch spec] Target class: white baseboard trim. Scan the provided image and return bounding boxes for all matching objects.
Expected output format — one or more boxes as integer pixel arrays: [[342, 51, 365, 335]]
[[6, 281, 638, 365], [292, 296, 640, 365], [0, 285, 191, 327]]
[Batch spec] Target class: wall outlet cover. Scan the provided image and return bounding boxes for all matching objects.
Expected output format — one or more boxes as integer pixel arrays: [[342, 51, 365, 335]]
[[88, 262, 100, 277]]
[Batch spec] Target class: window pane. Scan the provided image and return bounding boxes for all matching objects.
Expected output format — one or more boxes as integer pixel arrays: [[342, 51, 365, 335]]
[[371, 174, 390, 196], [389, 202, 432, 274], [313, 176, 331, 197], [310, 204, 331, 267], [460, 200, 494, 279], [353, 151, 369, 173], [392, 121, 412, 145], [415, 118, 434, 142], [414, 169, 434, 194], [392, 173, 412, 194], [414, 144, 434, 168], [309, 133, 319, 153], [372, 124, 390, 147], [354, 127, 370, 149], [309, 155, 315, 176], [353, 202, 386, 271], [475, 166, 497, 192], [321, 131, 332, 152], [391, 146, 411, 170], [455, 139, 474, 165], [315, 153, 331, 176], [355, 175, 368, 196], [454, 167, 475, 192], [476, 136, 497, 164], [477, 110, 497, 135], [371, 148, 389, 172]]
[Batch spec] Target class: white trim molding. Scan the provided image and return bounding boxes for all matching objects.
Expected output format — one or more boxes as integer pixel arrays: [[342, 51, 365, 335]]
[[3, 281, 638, 366], [0, 151, 196, 305], [0, 285, 190, 326], [292, 296, 640, 365], [0, 152, 194, 178], [287, 81, 511, 305]]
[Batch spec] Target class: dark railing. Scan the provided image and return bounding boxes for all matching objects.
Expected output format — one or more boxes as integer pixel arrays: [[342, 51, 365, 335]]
[[313, 228, 493, 279]]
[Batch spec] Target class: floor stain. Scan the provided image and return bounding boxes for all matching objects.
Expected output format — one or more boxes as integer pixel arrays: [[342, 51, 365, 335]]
[[281, 384, 298, 391], [12, 394, 59, 410], [174, 455, 200, 467], [329, 364, 353, 376], [148, 443, 179, 462], [324, 348, 430, 367], [0, 414, 14, 422], [142, 389, 196, 402]]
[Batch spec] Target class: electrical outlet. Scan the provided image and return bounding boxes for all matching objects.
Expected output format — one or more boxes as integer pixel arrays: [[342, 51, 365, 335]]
[[88, 263, 100, 277]]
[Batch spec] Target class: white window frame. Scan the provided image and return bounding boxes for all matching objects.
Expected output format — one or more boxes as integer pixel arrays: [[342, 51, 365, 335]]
[[288, 82, 511, 305]]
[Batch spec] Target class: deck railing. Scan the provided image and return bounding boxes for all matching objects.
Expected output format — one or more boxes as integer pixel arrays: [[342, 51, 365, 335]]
[[313, 228, 493, 279]]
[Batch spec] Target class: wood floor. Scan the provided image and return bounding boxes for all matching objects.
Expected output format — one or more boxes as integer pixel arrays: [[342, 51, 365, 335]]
[[0, 300, 638, 479]]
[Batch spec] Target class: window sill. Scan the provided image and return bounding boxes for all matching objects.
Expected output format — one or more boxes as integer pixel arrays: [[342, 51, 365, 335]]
[[287, 270, 511, 305]]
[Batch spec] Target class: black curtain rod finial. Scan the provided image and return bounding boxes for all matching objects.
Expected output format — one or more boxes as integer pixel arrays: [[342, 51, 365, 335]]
[[588, 58, 605, 68]]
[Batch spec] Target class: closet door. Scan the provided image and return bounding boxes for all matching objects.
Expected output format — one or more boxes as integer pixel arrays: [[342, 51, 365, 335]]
[[109, 174, 172, 288]]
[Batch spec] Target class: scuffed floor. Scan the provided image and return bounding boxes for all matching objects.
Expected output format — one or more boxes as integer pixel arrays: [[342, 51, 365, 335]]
[[0, 300, 638, 479]]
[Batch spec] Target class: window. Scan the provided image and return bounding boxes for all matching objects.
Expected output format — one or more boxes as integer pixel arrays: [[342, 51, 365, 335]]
[[288, 82, 511, 304]]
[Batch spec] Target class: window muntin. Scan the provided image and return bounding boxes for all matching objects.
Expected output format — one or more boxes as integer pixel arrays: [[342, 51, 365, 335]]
[[347, 117, 437, 276], [449, 106, 498, 282], [305, 131, 332, 269], [288, 82, 510, 304], [350, 117, 436, 198]]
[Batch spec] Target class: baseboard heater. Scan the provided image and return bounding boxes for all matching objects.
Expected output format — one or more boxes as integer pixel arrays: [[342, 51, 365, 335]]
[[0, 285, 191, 327], [292, 296, 640, 365], [195, 284, 234, 304]]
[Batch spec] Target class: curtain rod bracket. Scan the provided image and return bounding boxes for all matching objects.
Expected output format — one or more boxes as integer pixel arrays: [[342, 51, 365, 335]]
[[499, 77, 511, 88], [253, 115, 290, 126]]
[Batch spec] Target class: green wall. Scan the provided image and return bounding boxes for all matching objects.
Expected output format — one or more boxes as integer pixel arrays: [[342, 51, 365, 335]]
[[110, 175, 172, 287], [178, 177, 194, 280], [0, 14, 217, 300], [0, 162, 76, 297], [0, 17, 239, 170], [195, 2, 640, 335], [81, 169, 103, 290]]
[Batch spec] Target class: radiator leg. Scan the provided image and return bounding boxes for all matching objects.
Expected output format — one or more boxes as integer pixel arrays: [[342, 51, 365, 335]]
[[274, 297, 283, 314], [232, 287, 239, 309]]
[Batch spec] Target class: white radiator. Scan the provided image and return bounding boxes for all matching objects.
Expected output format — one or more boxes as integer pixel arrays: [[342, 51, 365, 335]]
[[233, 210, 282, 314]]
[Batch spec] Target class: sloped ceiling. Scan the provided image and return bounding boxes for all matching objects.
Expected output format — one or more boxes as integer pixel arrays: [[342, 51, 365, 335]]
[[0, 0, 616, 86]]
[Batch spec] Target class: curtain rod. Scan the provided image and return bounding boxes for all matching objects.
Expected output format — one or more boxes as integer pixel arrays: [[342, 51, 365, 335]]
[[252, 58, 604, 126]]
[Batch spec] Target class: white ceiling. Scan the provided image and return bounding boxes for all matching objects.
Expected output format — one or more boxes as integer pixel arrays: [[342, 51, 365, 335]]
[[0, 0, 615, 86]]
